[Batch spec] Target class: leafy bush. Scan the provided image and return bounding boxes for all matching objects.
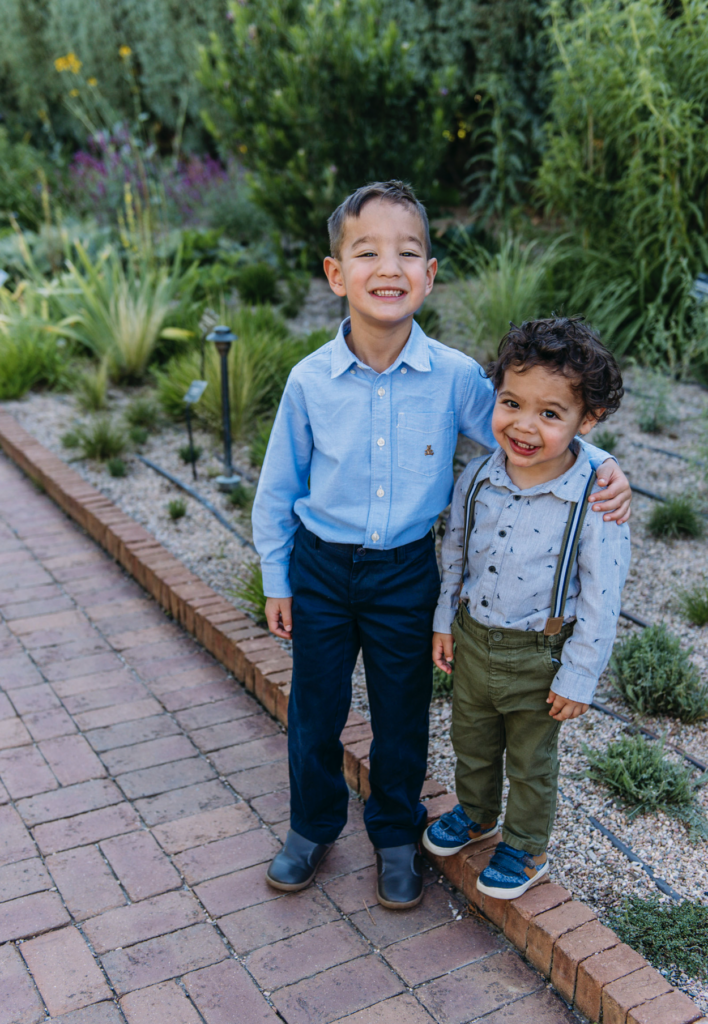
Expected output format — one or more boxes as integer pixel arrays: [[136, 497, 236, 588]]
[[227, 483, 254, 510], [58, 244, 197, 382], [0, 324, 71, 399], [75, 364, 108, 413], [236, 263, 278, 306], [167, 498, 187, 520], [0, 128, 53, 231], [231, 561, 267, 625], [156, 309, 327, 439], [178, 443, 202, 465], [107, 457, 126, 477], [648, 496, 705, 541], [125, 395, 160, 430], [678, 581, 708, 628], [540, 0, 708, 362], [610, 625, 708, 723], [249, 417, 274, 468], [69, 417, 127, 460], [591, 429, 618, 454], [129, 425, 148, 446], [583, 733, 708, 839], [200, 0, 456, 259], [414, 305, 442, 338], [609, 896, 708, 981]]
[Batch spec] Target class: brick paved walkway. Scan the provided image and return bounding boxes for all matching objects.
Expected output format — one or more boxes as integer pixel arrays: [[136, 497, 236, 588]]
[[0, 452, 581, 1024]]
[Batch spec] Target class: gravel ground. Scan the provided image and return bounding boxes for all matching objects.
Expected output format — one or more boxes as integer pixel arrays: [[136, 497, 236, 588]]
[[3, 299, 708, 1009]]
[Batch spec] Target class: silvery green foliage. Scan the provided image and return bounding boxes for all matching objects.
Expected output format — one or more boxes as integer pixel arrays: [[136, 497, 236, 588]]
[[0, 0, 231, 146]]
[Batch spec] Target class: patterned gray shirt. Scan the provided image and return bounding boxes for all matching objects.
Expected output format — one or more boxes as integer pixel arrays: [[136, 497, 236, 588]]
[[434, 442, 631, 704]]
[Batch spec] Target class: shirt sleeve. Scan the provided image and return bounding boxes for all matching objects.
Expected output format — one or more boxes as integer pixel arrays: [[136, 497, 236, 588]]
[[551, 514, 631, 704], [457, 359, 497, 450], [433, 461, 476, 633], [578, 437, 616, 469], [251, 374, 313, 599]]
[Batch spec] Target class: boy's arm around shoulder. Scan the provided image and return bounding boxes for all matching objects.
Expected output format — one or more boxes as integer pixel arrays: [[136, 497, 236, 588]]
[[252, 372, 313, 600], [578, 437, 631, 524], [551, 509, 631, 706], [432, 455, 489, 634]]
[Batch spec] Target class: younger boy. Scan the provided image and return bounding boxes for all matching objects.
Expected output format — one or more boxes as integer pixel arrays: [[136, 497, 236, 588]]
[[423, 317, 630, 898], [252, 182, 631, 909]]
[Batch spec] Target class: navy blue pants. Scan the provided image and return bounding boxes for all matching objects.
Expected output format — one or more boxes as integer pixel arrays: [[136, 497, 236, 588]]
[[288, 523, 440, 849]]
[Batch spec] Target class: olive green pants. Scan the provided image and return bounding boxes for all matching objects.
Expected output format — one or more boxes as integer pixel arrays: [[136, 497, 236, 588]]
[[451, 605, 573, 855]]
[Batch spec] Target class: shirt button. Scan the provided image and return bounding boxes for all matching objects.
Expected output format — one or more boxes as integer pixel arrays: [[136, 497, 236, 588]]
[[492, 631, 503, 642], [371, 531, 380, 542], [488, 566, 497, 573], [349, 368, 356, 375], [378, 387, 385, 396], [513, 495, 521, 501], [401, 367, 407, 374], [377, 487, 384, 497], [481, 599, 489, 607], [498, 530, 506, 537], [377, 437, 385, 447]]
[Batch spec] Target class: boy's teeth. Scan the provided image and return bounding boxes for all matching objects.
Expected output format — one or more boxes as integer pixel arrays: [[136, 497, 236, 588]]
[[373, 289, 404, 296], [513, 439, 537, 450]]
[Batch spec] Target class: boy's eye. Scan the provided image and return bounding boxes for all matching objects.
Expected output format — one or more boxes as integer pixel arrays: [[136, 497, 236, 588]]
[[355, 251, 377, 258], [503, 399, 519, 409], [541, 410, 558, 419], [400, 250, 421, 257]]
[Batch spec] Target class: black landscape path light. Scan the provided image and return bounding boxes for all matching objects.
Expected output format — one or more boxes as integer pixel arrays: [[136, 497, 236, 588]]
[[183, 379, 208, 482], [207, 324, 242, 491]]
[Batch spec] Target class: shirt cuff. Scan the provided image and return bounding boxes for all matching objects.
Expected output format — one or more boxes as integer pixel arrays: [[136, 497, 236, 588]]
[[550, 665, 599, 705], [433, 604, 456, 633], [261, 563, 292, 600]]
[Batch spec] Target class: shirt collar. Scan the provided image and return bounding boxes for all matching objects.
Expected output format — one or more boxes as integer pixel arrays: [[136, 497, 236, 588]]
[[485, 440, 594, 500], [330, 317, 432, 379]]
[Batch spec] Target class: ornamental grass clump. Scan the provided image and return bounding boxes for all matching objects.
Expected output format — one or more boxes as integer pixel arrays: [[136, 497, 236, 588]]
[[62, 418, 127, 461], [125, 395, 160, 430], [648, 495, 704, 541], [236, 263, 278, 305], [583, 733, 708, 839], [609, 896, 708, 982], [591, 429, 618, 454], [75, 363, 108, 413], [610, 625, 708, 723], [678, 580, 708, 627], [167, 498, 187, 521], [231, 561, 267, 626]]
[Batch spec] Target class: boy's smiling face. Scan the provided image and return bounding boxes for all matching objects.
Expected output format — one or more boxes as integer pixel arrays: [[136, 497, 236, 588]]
[[323, 199, 437, 328], [492, 363, 600, 488]]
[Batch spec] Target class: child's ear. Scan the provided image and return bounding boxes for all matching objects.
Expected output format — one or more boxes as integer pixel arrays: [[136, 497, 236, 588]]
[[578, 409, 605, 435], [323, 256, 346, 297]]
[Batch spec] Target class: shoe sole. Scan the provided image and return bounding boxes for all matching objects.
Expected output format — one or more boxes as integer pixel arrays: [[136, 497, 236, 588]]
[[376, 883, 424, 911], [265, 845, 332, 892], [422, 823, 499, 857], [475, 858, 549, 900]]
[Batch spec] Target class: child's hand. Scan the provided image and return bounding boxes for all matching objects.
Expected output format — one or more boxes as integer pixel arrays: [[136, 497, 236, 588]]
[[432, 632, 454, 674], [589, 460, 631, 524], [265, 597, 293, 639], [546, 690, 589, 721]]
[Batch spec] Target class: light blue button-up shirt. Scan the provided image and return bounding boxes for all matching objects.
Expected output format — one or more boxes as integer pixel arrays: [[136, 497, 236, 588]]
[[252, 319, 612, 598]]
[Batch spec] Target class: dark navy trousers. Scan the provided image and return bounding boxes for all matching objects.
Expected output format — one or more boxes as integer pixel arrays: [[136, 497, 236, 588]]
[[288, 523, 440, 849]]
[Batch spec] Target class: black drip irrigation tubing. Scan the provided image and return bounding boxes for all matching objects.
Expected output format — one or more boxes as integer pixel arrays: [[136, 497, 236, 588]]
[[137, 455, 257, 552], [630, 440, 704, 467]]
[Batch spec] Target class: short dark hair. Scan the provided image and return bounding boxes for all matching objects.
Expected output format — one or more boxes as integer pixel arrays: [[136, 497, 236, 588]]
[[327, 180, 432, 260], [487, 316, 623, 422]]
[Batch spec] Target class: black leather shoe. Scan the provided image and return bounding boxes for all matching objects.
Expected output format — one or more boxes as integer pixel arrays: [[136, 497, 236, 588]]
[[375, 843, 424, 909], [266, 829, 333, 892]]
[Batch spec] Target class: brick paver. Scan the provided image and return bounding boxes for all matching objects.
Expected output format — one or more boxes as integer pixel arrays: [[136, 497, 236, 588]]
[[0, 451, 587, 1023]]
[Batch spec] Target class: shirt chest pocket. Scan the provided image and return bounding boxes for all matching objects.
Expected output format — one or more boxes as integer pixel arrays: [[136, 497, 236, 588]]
[[397, 412, 454, 477]]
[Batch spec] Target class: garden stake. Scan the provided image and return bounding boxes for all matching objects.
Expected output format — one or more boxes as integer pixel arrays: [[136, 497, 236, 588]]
[[208, 325, 241, 492]]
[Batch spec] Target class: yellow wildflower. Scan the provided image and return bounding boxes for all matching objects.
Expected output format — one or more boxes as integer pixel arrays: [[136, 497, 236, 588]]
[[69, 88, 79, 97], [88, 77, 97, 87], [239, 144, 248, 153], [119, 45, 132, 59], [54, 52, 82, 74]]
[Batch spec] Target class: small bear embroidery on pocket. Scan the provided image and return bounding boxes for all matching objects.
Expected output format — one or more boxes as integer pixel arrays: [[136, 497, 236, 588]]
[[425, 445, 434, 456]]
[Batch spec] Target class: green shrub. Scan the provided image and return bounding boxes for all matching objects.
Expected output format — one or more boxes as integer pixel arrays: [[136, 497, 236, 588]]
[[231, 561, 267, 625], [125, 395, 160, 430], [583, 733, 708, 838], [433, 664, 454, 696], [227, 483, 254, 510], [70, 418, 127, 460], [609, 896, 708, 981], [678, 581, 708, 628], [61, 429, 81, 449], [178, 443, 202, 465], [167, 498, 187, 520], [75, 364, 108, 413], [129, 425, 148, 446], [107, 457, 126, 478], [414, 306, 442, 338], [648, 496, 704, 541], [236, 263, 278, 306], [540, 0, 708, 362], [249, 417, 274, 469], [0, 128, 53, 230], [591, 429, 618, 454], [0, 287, 73, 399], [610, 625, 708, 723], [200, 0, 456, 259], [636, 372, 677, 434]]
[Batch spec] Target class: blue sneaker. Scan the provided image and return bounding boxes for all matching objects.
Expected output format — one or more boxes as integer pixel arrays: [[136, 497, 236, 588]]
[[476, 841, 549, 899], [422, 804, 499, 857]]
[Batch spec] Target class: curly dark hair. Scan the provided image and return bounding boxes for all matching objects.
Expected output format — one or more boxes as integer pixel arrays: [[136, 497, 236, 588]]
[[487, 316, 623, 422]]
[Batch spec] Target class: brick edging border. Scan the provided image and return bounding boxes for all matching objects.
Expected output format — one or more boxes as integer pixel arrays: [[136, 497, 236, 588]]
[[0, 408, 703, 1024]]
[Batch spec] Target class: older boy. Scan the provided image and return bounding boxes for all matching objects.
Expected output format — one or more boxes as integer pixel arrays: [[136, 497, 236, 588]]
[[252, 181, 630, 909], [424, 318, 630, 898]]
